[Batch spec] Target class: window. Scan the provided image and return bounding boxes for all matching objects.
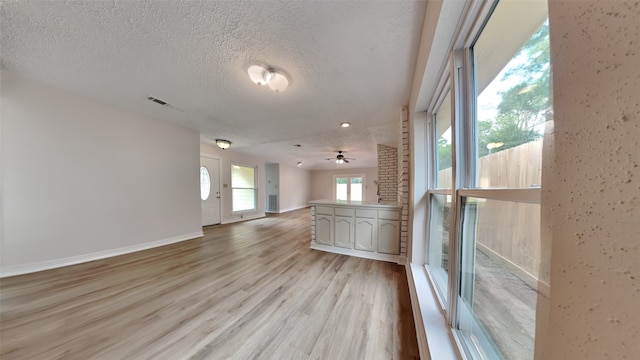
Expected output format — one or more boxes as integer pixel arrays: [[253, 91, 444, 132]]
[[457, 197, 541, 359], [426, 88, 453, 303], [200, 166, 211, 201], [474, 10, 549, 189], [232, 165, 256, 212], [423, 1, 551, 359], [335, 175, 364, 202]]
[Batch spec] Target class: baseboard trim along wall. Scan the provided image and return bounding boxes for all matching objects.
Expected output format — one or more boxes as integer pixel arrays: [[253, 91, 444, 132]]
[[221, 213, 266, 225], [310, 243, 400, 263], [278, 205, 311, 213], [0, 231, 204, 278]]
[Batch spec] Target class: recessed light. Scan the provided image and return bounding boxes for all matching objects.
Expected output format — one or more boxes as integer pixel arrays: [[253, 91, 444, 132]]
[[340, 122, 351, 128]]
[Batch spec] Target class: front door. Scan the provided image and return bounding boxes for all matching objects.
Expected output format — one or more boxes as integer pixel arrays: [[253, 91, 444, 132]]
[[200, 156, 221, 226]]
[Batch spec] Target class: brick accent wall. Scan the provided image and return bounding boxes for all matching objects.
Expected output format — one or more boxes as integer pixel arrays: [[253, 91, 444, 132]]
[[398, 107, 410, 261], [377, 144, 398, 203], [375, 107, 410, 263]]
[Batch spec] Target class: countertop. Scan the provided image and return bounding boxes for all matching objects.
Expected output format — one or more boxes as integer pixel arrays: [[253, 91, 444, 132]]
[[309, 199, 401, 209]]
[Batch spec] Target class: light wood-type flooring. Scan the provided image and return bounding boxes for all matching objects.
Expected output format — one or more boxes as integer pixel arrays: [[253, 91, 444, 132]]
[[0, 208, 419, 360]]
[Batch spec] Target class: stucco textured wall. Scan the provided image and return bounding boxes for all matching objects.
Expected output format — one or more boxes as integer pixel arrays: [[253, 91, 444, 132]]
[[540, 1, 640, 358]]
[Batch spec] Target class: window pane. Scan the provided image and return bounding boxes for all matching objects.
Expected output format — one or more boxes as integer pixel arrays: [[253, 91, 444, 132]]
[[336, 177, 347, 201], [351, 177, 363, 201], [474, 16, 550, 189], [232, 165, 255, 188], [232, 189, 256, 211], [200, 166, 211, 201], [427, 193, 451, 302], [458, 197, 541, 360], [435, 91, 453, 188]]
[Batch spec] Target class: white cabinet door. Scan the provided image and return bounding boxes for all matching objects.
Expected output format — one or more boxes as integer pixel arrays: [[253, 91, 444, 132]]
[[316, 215, 334, 245], [378, 220, 400, 254], [355, 218, 377, 252], [334, 216, 354, 249]]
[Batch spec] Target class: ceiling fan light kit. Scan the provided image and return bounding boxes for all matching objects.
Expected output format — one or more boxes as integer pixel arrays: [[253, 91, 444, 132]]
[[327, 150, 355, 165], [247, 64, 289, 92]]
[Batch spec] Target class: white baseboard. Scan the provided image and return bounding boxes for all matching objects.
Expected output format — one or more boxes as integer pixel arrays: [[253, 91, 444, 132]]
[[278, 205, 310, 213], [310, 243, 399, 263], [0, 231, 204, 278], [221, 213, 265, 224]]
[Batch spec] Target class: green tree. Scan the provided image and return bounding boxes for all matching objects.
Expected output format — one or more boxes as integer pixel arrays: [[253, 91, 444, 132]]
[[437, 137, 452, 170], [478, 21, 551, 157]]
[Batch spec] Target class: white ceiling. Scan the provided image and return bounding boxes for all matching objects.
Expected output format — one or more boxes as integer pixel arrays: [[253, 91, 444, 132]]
[[1, 0, 426, 170]]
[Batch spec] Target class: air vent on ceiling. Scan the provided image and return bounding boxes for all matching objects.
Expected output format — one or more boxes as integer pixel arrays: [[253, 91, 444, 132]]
[[147, 96, 171, 107]]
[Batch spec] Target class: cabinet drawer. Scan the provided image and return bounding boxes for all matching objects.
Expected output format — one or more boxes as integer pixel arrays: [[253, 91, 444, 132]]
[[316, 206, 334, 215], [356, 209, 377, 218], [378, 210, 400, 220], [335, 208, 355, 217]]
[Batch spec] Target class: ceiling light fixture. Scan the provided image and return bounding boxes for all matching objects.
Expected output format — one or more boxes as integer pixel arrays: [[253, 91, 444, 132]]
[[216, 139, 232, 150], [297, 161, 303, 167], [247, 65, 289, 92], [340, 122, 351, 128]]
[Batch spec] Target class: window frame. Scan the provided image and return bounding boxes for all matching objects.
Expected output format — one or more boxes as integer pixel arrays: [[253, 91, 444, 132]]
[[333, 174, 366, 202], [231, 163, 257, 213], [425, 71, 454, 310], [422, 0, 548, 358]]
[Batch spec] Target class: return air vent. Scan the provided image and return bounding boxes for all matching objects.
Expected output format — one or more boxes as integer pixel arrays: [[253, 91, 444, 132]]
[[267, 195, 278, 212], [147, 96, 171, 107]]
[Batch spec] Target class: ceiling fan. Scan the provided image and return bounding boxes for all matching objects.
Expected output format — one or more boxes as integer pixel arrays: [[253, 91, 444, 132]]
[[326, 151, 355, 164]]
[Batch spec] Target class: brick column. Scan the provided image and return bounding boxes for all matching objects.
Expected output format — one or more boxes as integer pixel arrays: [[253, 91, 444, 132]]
[[398, 107, 410, 262], [377, 144, 398, 203]]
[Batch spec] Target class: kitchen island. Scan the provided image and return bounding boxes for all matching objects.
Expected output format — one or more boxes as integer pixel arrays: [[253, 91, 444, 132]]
[[309, 200, 402, 263]]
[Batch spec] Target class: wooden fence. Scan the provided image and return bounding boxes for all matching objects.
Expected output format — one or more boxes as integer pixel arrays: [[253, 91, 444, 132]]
[[437, 140, 546, 287]]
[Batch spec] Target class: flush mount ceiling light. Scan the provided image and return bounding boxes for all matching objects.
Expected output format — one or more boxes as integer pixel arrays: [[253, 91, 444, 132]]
[[215, 139, 231, 150], [247, 65, 289, 92], [297, 161, 303, 167], [340, 122, 351, 128]]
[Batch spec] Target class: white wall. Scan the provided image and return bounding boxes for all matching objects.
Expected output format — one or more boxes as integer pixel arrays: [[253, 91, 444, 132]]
[[200, 143, 266, 223], [1, 73, 202, 276], [265, 163, 279, 212], [539, 1, 640, 359], [310, 167, 378, 202], [279, 163, 311, 212]]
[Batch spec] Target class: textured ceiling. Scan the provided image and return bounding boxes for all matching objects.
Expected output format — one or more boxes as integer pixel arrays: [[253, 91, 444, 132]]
[[1, 0, 426, 169]]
